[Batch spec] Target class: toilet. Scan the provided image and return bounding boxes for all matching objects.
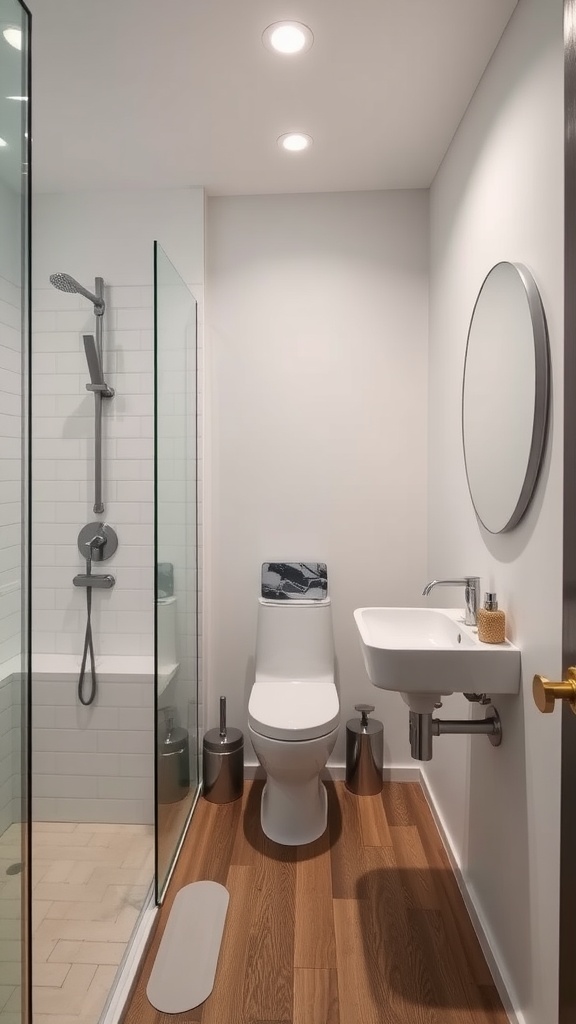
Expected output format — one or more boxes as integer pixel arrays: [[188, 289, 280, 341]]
[[248, 596, 340, 846]]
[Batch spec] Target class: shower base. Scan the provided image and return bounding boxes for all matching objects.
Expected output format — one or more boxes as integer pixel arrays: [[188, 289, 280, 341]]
[[32, 821, 153, 1024]]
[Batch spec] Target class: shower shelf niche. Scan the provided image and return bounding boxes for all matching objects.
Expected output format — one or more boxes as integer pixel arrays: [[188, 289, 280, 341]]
[[158, 662, 179, 696]]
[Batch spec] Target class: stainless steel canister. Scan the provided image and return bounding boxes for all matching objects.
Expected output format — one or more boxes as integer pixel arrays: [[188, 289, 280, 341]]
[[345, 704, 383, 795], [158, 719, 191, 804], [203, 697, 244, 803]]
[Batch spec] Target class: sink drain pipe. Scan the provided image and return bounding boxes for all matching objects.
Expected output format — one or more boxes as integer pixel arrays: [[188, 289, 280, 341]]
[[409, 704, 502, 761]]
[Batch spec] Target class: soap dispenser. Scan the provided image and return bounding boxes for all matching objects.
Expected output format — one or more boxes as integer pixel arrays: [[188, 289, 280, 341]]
[[477, 592, 506, 644]]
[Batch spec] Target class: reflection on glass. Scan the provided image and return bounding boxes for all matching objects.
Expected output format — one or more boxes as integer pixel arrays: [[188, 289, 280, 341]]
[[0, 1, 30, 1021], [154, 242, 199, 900]]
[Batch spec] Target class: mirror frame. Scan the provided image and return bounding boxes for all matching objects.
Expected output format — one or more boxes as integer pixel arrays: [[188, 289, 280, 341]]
[[462, 261, 550, 534]]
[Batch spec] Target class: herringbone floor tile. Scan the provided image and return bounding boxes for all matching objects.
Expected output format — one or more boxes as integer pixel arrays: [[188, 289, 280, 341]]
[[0, 824, 24, 1017], [32, 822, 153, 1023]]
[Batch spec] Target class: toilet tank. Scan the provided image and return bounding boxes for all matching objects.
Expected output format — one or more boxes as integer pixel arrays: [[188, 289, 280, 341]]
[[255, 597, 334, 683]]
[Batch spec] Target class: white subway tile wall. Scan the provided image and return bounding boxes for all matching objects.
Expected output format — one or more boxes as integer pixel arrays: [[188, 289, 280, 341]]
[[0, 673, 21, 837], [32, 670, 154, 823], [32, 280, 204, 823], [0, 272, 23, 837], [32, 285, 155, 659]]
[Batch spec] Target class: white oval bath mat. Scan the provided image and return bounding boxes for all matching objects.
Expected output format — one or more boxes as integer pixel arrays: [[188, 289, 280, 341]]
[[146, 880, 230, 1013]]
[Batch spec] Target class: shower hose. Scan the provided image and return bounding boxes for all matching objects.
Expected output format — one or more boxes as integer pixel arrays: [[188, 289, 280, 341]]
[[78, 586, 97, 706]]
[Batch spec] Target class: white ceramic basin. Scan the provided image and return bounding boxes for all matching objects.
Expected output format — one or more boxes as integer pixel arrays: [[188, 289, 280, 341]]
[[354, 607, 521, 698]]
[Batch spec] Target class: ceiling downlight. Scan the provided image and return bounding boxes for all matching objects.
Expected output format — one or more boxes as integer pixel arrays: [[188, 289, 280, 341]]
[[263, 22, 313, 55], [277, 132, 313, 153]]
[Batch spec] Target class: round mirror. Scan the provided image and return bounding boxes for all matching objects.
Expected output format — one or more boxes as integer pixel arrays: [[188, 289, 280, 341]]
[[462, 262, 549, 534]]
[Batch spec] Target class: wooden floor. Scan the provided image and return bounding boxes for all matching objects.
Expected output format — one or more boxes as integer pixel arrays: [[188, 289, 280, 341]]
[[123, 781, 507, 1024]]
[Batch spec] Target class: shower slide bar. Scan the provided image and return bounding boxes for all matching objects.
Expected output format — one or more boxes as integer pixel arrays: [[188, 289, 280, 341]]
[[84, 334, 114, 514], [49, 272, 114, 513], [85, 275, 114, 514]]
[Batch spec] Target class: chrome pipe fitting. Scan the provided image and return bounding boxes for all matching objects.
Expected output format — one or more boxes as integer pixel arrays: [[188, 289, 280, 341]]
[[409, 704, 502, 761], [409, 711, 434, 761]]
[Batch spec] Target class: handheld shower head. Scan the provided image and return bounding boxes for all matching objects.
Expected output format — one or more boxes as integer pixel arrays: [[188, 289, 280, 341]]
[[82, 336, 114, 397], [49, 273, 105, 314], [83, 335, 105, 388]]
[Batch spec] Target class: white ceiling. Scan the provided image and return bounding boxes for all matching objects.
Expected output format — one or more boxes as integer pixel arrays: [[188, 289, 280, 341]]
[[26, 0, 518, 196]]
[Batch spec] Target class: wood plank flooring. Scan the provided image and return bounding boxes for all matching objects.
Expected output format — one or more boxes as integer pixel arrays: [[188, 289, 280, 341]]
[[122, 781, 508, 1024]]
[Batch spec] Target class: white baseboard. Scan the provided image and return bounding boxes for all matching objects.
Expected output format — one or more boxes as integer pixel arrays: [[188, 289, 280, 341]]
[[243, 762, 421, 783], [419, 773, 521, 1024]]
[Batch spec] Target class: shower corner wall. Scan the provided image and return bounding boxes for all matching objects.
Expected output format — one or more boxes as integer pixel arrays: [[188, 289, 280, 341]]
[[31, 261, 156, 826], [29, 192, 204, 1021], [30, 189, 205, 831]]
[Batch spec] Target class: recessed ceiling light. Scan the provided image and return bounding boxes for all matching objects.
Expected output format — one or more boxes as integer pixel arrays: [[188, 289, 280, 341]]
[[7, 96, 27, 101], [0, 138, 8, 148], [263, 22, 313, 55], [3, 28, 22, 50], [278, 132, 313, 152]]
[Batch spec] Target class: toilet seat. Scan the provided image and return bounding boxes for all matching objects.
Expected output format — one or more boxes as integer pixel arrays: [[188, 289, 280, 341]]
[[248, 680, 339, 742]]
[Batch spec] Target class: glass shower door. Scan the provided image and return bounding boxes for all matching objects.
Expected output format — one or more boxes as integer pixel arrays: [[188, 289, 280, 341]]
[[0, 1, 31, 1020], [154, 242, 199, 901]]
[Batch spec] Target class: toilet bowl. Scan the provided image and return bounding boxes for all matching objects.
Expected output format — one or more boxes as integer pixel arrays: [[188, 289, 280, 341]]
[[248, 596, 339, 846]]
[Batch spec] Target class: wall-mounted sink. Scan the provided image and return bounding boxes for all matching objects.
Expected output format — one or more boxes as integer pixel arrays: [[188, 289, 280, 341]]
[[354, 607, 520, 711]]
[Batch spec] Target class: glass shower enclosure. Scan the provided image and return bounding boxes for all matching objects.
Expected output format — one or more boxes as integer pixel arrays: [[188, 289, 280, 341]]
[[0, 8, 201, 1016], [0, 0, 31, 1020], [154, 242, 200, 900]]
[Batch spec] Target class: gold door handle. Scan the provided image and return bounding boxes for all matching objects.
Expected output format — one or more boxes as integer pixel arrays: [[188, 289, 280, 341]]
[[533, 668, 576, 714]]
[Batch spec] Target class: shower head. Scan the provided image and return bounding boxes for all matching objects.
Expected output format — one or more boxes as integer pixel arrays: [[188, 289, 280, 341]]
[[83, 335, 105, 388], [49, 273, 105, 314]]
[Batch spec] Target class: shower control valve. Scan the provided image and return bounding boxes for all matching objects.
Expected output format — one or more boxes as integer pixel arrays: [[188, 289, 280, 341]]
[[77, 521, 118, 563]]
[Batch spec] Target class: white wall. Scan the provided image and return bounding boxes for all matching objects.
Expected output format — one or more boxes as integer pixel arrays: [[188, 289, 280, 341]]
[[206, 190, 429, 764], [32, 188, 204, 822], [427, 0, 563, 1021]]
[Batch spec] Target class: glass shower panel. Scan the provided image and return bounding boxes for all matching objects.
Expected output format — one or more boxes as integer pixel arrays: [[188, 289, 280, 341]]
[[154, 242, 199, 900], [0, 1, 31, 1021]]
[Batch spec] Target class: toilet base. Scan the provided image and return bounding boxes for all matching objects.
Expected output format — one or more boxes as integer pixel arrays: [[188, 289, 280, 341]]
[[248, 723, 338, 847], [260, 776, 328, 846]]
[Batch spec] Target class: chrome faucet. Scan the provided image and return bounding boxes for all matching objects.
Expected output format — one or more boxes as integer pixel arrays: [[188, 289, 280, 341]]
[[422, 576, 481, 627]]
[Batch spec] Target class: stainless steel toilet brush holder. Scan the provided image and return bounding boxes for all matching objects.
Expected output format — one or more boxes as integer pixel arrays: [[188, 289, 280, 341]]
[[203, 696, 244, 804]]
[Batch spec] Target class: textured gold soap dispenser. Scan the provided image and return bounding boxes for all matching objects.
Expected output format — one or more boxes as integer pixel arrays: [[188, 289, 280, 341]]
[[477, 592, 506, 644]]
